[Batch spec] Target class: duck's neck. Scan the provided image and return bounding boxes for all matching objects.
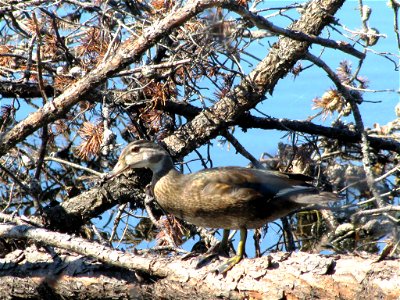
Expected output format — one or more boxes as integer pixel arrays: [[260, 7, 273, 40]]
[[151, 155, 179, 185]]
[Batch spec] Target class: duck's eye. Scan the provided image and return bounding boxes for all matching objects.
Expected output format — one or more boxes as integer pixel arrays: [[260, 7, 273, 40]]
[[130, 147, 140, 153]]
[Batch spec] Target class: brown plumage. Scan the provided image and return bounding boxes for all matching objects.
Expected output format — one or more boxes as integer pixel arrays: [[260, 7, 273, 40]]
[[111, 140, 338, 273]]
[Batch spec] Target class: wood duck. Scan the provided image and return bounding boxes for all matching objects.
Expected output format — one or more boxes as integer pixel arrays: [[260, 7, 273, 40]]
[[111, 140, 338, 273]]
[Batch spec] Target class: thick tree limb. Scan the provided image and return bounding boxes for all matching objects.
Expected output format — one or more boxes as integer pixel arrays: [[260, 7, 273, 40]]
[[0, 227, 399, 300], [0, 81, 54, 98]]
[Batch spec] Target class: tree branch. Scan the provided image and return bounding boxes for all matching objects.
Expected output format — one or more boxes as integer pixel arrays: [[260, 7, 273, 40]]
[[0, 81, 54, 98], [0, 223, 171, 276], [225, 1, 365, 59], [237, 115, 400, 154], [40, 169, 150, 232]]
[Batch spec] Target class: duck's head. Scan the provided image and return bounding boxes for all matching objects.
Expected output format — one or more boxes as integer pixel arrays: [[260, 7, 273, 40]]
[[110, 140, 173, 177]]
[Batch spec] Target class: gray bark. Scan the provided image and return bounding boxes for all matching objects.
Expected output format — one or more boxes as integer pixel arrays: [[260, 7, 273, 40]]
[[0, 245, 398, 300]]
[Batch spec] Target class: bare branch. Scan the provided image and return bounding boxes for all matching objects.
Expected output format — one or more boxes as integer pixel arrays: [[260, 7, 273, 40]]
[[225, 1, 365, 59], [0, 223, 166, 275], [222, 130, 263, 168], [44, 156, 104, 177]]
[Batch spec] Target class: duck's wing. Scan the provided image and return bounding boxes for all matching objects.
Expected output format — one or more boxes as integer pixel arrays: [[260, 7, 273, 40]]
[[187, 167, 337, 204], [178, 167, 337, 229]]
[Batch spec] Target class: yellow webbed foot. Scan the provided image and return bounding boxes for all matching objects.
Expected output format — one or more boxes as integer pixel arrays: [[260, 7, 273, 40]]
[[215, 228, 247, 274]]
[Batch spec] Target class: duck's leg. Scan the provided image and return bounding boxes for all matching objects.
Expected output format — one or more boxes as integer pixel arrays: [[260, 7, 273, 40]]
[[216, 228, 247, 274], [196, 229, 230, 269], [219, 229, 230, 251]]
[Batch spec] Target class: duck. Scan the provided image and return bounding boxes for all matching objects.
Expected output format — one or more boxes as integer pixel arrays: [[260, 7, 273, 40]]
[[110, 140, 338, 273]]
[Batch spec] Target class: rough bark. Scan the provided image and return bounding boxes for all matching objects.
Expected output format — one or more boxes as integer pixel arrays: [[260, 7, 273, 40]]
[[1, 223, 399, 299], [0, 245, 398, 300]]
